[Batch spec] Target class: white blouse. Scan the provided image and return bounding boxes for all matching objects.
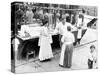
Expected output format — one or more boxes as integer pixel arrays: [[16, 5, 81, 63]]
[[88, 51, 97, 61], [61, 31, 75, 44], [38, 26, 53, 46], [54, 22, 72, 35]]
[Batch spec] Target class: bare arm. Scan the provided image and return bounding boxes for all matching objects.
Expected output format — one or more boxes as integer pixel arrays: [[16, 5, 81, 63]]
[[72, 34, 75, 43]]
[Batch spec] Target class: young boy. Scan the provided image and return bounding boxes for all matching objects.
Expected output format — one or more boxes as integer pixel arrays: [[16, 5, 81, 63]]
[[88, 45, 97, 69]]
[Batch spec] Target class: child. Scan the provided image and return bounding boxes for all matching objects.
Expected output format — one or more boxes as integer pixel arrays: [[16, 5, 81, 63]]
[[88, 45, 97, 69]]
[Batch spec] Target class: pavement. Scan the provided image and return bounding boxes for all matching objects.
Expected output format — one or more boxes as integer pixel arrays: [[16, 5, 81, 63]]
[[14, 28, 98, 74]]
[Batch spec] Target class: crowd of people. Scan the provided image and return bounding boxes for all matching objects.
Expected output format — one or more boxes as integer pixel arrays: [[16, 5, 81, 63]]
[[36, 16, 97, 68], [11, 2, 97, 69]]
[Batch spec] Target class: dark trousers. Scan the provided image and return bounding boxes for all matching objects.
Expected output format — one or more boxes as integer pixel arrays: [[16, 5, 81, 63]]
[[59, 35, 63, 48], [63, 44, 73, 68], [77, 39, 81, 44], [88, 59, 93, 69], [74, 39, 81, 46]]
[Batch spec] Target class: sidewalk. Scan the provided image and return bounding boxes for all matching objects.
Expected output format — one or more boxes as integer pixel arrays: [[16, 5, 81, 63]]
[[15, 28, 98, 73], [15, 40, 97, 73]]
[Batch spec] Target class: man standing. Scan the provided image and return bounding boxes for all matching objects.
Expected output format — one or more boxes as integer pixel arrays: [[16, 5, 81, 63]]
[[59, 26, 75, 68], [53, 17, 74, 48], [53, 18, 66, 48]]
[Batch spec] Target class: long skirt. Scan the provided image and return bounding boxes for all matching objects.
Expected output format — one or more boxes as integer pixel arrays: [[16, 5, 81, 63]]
[[59, 43, 73, 68], [39, 36, 53, 61]]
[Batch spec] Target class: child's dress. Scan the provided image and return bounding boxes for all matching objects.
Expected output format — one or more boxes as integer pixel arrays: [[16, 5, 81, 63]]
[[38, 26, 53, 61]]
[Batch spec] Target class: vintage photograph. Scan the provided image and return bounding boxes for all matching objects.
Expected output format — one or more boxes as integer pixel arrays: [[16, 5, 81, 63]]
[[11, 1, 98, 73]]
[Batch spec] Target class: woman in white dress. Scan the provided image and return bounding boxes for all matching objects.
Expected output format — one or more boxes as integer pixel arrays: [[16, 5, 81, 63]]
[[38, 21, 53, 61]]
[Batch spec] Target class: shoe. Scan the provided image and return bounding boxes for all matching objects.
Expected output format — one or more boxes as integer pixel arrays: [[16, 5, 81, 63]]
[[59, 64, 64, 67], [66, 66, 71, 68]]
